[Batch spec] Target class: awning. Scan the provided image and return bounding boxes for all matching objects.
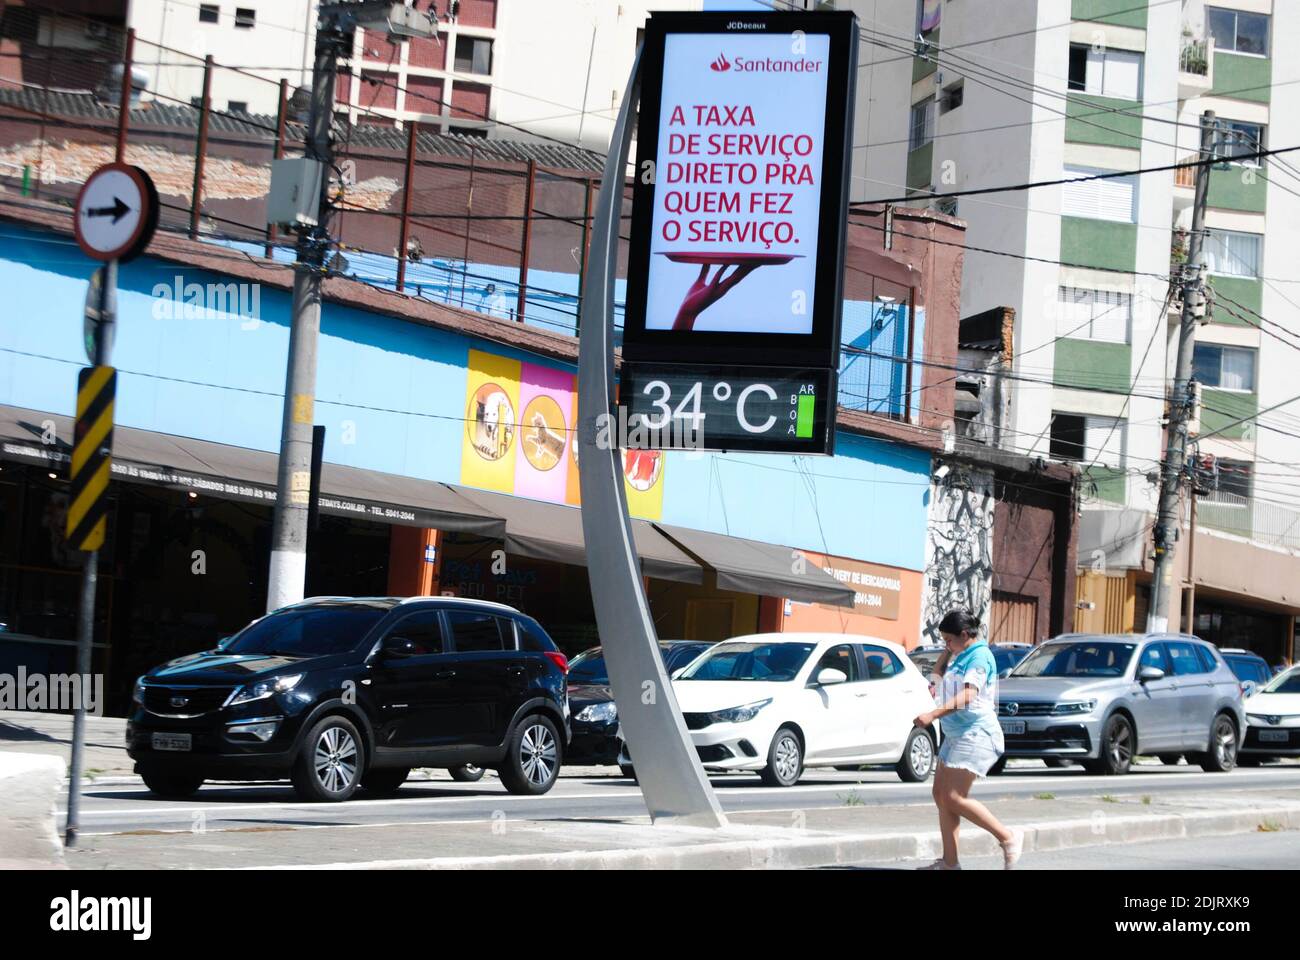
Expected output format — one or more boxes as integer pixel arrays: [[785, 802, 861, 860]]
[[0, 404, 504, 536], [655, 524, 856, 607], [454, 487, 702, 584]]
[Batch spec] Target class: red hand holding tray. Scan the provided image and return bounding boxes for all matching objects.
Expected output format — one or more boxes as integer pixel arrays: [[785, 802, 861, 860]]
[[659, 251, 799, 331]]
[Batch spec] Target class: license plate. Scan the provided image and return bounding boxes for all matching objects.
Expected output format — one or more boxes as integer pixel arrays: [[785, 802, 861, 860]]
[[1000, 719, 1026, 735], [1259, 730, 1290, 743], [151, 733, 192, 752]]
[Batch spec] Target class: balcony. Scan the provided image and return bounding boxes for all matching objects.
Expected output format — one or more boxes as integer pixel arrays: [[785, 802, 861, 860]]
[[1196, 493, 1300, 553], [1178, 37, 1214, 99]]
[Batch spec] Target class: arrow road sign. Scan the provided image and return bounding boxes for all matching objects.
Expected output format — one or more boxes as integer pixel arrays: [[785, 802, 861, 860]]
[[86, 196, 132, 224], [73, 163, 158, 262]]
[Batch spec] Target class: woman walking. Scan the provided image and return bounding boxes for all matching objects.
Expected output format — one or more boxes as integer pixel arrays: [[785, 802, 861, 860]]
[[913, 609, 1023, 870]]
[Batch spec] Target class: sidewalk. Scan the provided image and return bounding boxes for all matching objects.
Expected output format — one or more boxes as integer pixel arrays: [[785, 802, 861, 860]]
[[67, 785, 1300, 870]]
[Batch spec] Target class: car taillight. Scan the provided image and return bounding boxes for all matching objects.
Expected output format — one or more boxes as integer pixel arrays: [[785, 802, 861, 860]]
[[544, 651, 569, 675]]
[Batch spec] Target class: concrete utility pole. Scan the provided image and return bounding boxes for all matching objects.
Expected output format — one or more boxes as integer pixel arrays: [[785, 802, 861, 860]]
[[1148, 111, 1217, 633], [267, 2, 436, 611]]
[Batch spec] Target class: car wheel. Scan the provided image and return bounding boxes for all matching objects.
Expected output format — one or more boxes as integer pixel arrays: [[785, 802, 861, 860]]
[[1196, 714, 1239, 773], [987, 756, 1007, 776], [499, 715, 562, 795], [896, 727, 936, 782], [449, 763, 485, 782], [1043, 758, 1073, 768], [1083, 714, 1134, 775], [140, 769, 203, 798], [618, 763, 637, 781], [291, 715, 364, 802], [361, 767, 410, 795], [759, 726, 803, 787], [1157, 753, 1183, 766]]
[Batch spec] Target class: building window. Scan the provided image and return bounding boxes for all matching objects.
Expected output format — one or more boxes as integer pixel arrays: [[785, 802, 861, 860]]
[[227, 100, 248, 114], [1067, 43, 1143, 100], [1061, 166, 1137, 222], [1194, 343, 1256, 392], [198, 4, 219, 24], [940, 80, 963, 114], [1057, 286, 1131, 343], [1219, 119, 1264, 167], [1050, 414, 1126, 469], [234, 7, 255, 28], [1203, 229, 1262, 278], [1206, 458, 1252, 503], [909, 100, 935, 151], [455, 35, 493, 75], [448, 125, 488, 138], [1207, 7, 1270, 56]]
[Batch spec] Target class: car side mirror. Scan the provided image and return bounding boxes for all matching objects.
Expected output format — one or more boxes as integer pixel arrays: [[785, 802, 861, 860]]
[[1138, 665, 1165, 682], [815, 667, 848, 686], [383, 635, 417, 658]]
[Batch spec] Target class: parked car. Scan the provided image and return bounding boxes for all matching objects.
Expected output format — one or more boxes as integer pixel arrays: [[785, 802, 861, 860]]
[[662, 633, 938, 786], [127, 597, 571, 801], [1240, 664, 1300, 764], [992, 633, 1245, 775], [566, 640, 711, 775], [908, 644, 946, 679], [991, 642, 1034, 676], [1218, 648, 1272, 698]]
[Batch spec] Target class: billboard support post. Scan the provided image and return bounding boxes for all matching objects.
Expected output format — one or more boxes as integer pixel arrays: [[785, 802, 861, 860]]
[[576, 48, 727, 828]]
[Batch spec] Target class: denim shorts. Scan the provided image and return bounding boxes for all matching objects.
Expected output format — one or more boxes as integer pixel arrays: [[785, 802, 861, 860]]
[[938, 724, 1005, 777]]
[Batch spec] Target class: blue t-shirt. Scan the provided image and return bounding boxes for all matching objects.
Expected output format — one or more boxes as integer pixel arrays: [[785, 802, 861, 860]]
[[936, 640, 1000, 737]]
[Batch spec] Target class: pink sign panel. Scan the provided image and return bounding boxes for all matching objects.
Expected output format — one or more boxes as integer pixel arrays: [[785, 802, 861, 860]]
[[512, 360, 574, 503]]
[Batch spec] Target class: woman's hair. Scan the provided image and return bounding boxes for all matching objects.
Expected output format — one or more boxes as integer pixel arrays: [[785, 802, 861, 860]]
[[938, 609, 981, 637]]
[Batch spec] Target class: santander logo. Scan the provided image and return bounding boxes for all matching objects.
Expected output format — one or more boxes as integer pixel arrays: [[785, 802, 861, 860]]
[[706, 51, 822, 73], [710, 52, 731, 71]]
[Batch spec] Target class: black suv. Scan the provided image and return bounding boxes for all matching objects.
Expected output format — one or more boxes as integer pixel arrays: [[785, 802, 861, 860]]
[[126, 597, 570, 801]]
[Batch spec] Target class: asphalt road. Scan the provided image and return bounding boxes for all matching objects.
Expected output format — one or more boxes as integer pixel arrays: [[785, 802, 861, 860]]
[[64, 761, 1300, 836]]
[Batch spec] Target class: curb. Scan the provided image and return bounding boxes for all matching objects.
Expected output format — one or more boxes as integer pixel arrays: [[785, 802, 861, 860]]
[[0, 752, 68, 869], [259, 802, 1300, 870]]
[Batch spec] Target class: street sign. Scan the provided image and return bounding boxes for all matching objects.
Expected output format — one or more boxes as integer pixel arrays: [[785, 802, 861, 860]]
[[621, 11, 858, 454], [66, 365, 116, 552], [73, 163, 159, 262]]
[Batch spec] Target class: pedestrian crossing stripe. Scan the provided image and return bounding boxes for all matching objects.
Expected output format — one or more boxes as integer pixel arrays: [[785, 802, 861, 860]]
[[67, 365, 115, 552]]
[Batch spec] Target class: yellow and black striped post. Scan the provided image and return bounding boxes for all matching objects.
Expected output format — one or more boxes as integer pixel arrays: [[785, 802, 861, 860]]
[[66, 365, 116, 551]]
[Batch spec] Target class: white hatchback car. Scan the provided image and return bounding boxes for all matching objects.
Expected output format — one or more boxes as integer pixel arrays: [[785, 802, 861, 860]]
[[670, 633, 938, 786]]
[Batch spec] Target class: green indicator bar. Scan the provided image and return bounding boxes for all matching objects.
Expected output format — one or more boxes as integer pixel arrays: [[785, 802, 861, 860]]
[[796, 393, 815, 438]]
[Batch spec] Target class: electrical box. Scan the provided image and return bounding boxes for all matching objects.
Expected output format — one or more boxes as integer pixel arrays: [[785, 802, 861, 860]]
[[267, 158, 324, 229]]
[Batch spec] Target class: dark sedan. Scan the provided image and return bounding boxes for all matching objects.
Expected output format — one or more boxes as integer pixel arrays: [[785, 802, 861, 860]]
[[566, 640, 712, 770]]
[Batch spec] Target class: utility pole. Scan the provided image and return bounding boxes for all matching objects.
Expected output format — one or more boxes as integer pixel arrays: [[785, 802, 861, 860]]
[[1148, 110, 1217, 633], [266, 2, 436, 611]]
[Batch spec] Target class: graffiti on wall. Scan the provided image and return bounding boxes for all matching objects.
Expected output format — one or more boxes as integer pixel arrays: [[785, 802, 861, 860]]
[[922, 468, 994, 644]]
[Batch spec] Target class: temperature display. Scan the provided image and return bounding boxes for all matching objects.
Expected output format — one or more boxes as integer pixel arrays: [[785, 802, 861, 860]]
[[620, 363, 834, 454]]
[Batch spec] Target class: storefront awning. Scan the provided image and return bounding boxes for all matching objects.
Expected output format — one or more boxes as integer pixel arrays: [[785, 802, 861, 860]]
[[655, 524, 857, 607], [0, 404, 505, 537], [454, 488, 703, 584]]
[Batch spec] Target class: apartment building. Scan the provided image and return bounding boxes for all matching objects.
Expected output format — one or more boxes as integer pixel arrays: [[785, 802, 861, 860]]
[[850, 0, 1299, 663]]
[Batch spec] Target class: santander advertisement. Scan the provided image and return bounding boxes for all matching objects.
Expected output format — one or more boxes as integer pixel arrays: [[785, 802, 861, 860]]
[[644, 31, 831, 336]]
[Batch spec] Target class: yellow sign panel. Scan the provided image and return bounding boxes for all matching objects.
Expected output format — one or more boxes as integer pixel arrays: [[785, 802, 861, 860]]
[[461, 350, 521, 493]]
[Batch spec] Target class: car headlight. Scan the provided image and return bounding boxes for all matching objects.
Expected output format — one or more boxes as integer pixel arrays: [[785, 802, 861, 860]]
[[1053, 699, 1097, 716], [132, 676, 146, 705], [575, 701, 617, 723], [710, 699, 771, 724], [228, 674, 303, 706]]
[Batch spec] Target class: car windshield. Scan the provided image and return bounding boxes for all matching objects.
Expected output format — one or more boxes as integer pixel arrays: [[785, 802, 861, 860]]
[[1011, 641, 1136, 678], [678, 642, 815, 682], [223, 604, 389, 657], [1262, 666, 1300, 694], [993, 647, 1028, 673], [567, 651, 609, 685]]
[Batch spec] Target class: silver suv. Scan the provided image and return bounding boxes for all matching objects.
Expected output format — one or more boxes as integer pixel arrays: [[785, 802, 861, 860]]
[[993, 633, 1245, 775]]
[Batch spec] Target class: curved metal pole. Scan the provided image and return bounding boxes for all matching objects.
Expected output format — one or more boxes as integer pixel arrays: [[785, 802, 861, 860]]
[[576, 49, 727, 827]]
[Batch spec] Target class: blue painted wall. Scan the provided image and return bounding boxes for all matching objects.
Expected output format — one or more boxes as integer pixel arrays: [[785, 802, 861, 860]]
[[0, 222, 929, 571]]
